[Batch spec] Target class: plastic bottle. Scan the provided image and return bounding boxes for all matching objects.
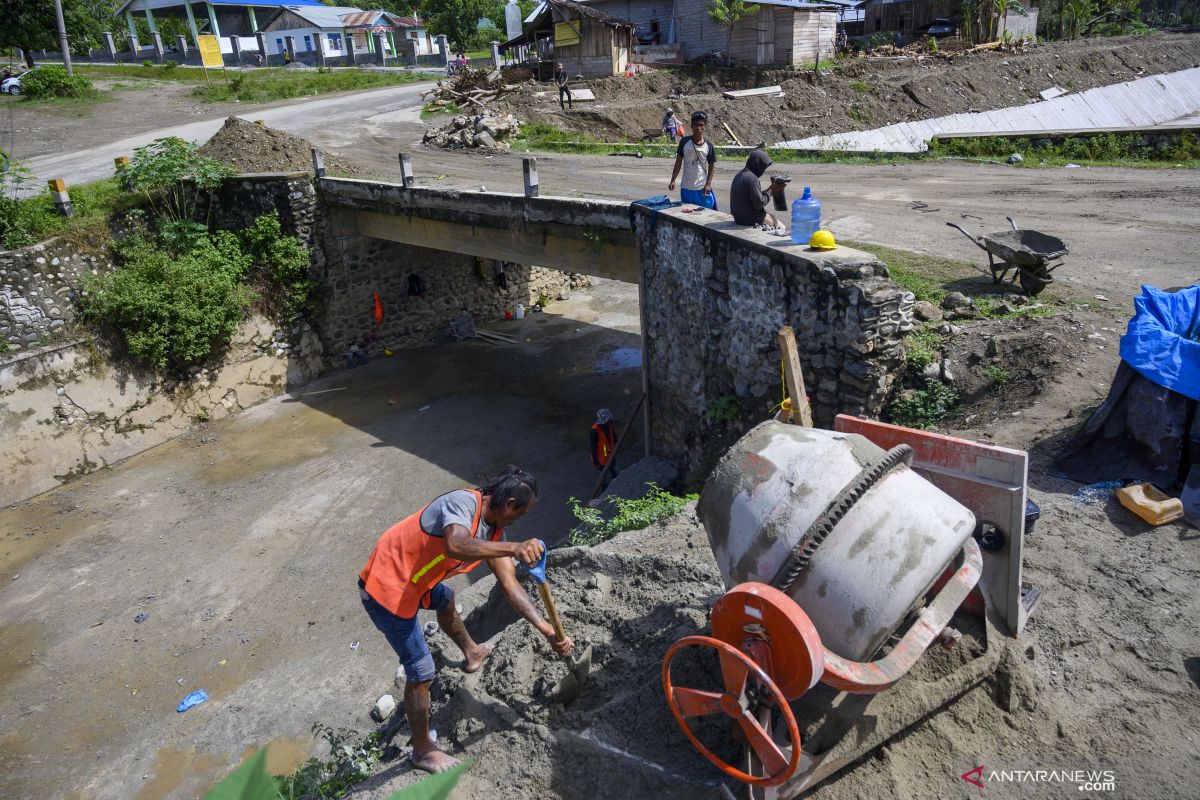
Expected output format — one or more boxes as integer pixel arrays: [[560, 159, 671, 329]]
[[515, 303, 525, 319], [790, 186, 821, 245]]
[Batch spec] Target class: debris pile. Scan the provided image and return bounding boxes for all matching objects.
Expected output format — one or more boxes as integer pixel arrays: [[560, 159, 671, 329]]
[[197, 116, 364, 176], [421, 67, 521, 112], [423, 111, 522, 150]]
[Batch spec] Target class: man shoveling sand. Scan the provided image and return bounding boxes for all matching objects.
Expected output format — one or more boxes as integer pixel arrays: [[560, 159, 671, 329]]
[[358, 466, 574, 773]]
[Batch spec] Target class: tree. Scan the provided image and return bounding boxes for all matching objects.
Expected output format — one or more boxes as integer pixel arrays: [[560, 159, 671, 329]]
[[0, 0, 112, 66], [425, 0, 490, 52], [707, 0, 760, 65]]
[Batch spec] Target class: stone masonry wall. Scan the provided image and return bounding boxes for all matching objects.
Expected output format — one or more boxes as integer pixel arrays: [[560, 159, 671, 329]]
[[1, 239, 115, 352], [636, 209, 913, 486], [318, 207, 586, 356]]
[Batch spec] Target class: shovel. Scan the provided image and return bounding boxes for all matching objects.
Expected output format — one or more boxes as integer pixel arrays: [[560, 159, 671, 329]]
[[522, 540, 592, 705]]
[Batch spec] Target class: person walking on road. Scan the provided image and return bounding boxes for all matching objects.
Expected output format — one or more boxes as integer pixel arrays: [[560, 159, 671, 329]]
[[668, 111, 717, 209], [555, 62, 572, 109], [590, 409, 620, 491], [358, 466, 573, 774]]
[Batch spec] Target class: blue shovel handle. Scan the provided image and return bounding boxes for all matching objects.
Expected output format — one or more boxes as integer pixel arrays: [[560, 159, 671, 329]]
[[520, 539, 548, 585]]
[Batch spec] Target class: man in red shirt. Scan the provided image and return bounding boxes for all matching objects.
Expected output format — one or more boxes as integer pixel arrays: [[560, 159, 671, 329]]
[[359, 466, 573, 773]]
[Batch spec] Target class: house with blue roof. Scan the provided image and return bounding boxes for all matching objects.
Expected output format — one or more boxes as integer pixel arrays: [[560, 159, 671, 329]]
[[115, 0, 327, 52]]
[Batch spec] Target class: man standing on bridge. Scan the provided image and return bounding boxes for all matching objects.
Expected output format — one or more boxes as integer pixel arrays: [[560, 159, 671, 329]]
[[358, 466, 573, 773]]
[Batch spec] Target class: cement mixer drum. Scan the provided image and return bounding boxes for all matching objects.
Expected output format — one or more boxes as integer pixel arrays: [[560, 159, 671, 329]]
[[698, 421, 976, 662]]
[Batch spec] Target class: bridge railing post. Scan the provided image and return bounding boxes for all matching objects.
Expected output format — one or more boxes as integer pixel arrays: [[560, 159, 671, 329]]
[[522, 158, 538, 198], [399, 153, 414, 188]]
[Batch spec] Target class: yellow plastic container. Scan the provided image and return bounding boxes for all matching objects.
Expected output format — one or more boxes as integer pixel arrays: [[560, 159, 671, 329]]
[[1115, 482, 1185, 526]]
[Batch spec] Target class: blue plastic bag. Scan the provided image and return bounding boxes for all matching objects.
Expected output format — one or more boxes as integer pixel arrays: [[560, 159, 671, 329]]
[[177, 689, 208, 713], [1118, 284, 1200, 401]]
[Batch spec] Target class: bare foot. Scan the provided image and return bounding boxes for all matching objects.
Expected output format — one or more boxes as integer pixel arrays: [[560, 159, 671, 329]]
[[411, 746, 459, 774], [463, 641, 494, 673]]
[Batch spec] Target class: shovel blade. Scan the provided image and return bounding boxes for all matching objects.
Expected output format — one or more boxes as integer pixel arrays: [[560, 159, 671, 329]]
[[550, 645, 593, 705]]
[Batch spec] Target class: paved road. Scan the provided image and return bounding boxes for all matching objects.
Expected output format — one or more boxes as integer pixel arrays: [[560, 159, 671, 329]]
[[21, 80, 434, 191], [25, 80, 1200, 302]]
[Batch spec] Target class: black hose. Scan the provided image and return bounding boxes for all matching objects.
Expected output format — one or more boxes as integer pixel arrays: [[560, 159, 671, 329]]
[[771, 444, 915, 594]]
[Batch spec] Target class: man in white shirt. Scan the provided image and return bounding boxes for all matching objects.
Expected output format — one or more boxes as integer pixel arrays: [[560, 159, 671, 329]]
[[668, 111, 718, 210]]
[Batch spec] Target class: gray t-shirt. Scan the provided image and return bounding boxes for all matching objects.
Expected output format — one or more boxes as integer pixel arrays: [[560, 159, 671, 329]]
[[419, 489, 495, 541]]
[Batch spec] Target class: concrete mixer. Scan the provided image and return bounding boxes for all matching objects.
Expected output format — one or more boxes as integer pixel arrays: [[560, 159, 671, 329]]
[[662, 416, 1035, 796]]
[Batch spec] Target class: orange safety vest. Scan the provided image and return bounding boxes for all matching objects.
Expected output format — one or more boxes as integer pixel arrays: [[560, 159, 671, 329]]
[[592, 422, 615, 466], [359, 489, 504, 618]]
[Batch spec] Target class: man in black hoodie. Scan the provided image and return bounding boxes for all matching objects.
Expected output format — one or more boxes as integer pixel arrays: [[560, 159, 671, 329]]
[[730, 149, 787, 228]]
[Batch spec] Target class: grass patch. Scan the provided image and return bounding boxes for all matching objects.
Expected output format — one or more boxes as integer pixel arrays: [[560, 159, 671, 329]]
[[931, 132, 1200, 169], [568, 483, 697, 547], [191, 68, 428, 103], [904, 327, 944, 371], [1, 178, 135, 250], [983, 364, 1011, 386], [78, 64, 211, 83], [849, 81, 871, 92], [844, 241, 974, 304], [106, 79, 161, 91], [888, 381, 959, 429]]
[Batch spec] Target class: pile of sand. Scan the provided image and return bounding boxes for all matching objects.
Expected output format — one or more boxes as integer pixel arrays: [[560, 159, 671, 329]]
[[198, 116, 365, 177]]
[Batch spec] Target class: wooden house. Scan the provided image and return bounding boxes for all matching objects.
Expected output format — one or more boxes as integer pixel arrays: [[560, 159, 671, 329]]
[[503, 0, 637, 78]]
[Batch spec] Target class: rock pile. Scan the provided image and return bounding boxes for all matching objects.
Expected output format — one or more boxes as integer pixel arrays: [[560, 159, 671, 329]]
[[422, 112, 522, 150]]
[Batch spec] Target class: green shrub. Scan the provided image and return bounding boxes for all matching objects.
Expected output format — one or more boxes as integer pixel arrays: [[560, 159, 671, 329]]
[[983, 364, 1011, 386], [888, 381, 958, 429], [569, 483, 697, 546], [143, 59, 154, 68], [242, 212, 314, 319], [904, 328, 943, 372], [21, 65, 95, 99], [161, 60, 179, 72], [707, 394, 740, 422], [81, 231, 254, 372], [116, 136, 233, 227]]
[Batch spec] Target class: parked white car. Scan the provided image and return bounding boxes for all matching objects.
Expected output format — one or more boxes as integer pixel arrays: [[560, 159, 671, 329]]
[[1, 70, 31, 95]]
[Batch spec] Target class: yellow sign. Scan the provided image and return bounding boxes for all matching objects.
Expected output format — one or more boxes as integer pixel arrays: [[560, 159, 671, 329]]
[[197, 34, 224, 69], [554, 20, 580, 48]]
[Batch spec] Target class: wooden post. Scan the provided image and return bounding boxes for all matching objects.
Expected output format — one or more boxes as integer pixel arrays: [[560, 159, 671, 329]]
[[311, 148, 326, 178], [47, 178, 73, 217], [777, 325, 813, 427], [522, 158, 538, 198], [399, 153, 414, 187]]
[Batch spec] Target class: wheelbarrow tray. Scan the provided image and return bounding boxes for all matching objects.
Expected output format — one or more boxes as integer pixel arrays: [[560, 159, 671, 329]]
[[978, 229, 1068, 268]]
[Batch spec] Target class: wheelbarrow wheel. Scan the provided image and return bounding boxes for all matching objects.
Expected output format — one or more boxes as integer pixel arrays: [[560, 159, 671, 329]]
[[1019, 267, 1053, 296]]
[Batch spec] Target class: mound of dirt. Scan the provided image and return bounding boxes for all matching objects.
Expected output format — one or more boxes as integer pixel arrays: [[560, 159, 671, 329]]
[[198, 116, 366, 176], [489, 33, 1200, 147]]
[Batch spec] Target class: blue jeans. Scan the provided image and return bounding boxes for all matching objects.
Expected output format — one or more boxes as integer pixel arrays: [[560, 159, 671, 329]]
[[359, 580, 451, 683], [681, 188, 718, 210]]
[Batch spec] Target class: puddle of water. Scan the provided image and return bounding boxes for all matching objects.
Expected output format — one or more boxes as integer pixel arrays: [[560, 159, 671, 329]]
[[134, 747, 226, 800], [244, 735, 314, 777], [596, 347, 642, 373], [0, 620, 43, 693]]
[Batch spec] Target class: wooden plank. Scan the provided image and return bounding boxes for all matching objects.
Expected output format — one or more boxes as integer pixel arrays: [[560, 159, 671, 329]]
[[721, 85, 783, 99], [776, 326, 813, 427], [355, 210, 640, 283], [721, 120, 744, 146]]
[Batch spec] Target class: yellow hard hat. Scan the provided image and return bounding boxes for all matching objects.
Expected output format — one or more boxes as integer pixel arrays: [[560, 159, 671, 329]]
[[809, 230, 837, 250]]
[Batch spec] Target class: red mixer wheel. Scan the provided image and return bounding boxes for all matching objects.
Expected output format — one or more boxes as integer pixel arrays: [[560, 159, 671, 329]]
[[662, 635, 803, 787], [711, 582, 826, 700]]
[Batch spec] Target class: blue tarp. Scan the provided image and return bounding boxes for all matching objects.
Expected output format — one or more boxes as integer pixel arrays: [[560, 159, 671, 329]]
[[1119, 284, 1200, 402]]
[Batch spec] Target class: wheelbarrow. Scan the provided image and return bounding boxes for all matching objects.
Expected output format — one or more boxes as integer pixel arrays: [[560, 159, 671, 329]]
[[947, 217, 1068, 296]]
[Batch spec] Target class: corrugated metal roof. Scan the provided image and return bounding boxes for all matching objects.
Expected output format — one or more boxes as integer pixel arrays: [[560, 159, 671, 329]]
[[339, 10, 388, 27], [272, 5, 364, 29], [774, 67, 1200, 152]]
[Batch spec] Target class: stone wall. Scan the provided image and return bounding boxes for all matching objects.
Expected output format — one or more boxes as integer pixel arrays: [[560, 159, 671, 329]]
[[195, 171, 320, 253], [636, 208, 913, 486], [0, 314, 323, 507], [1, 239, 114, 352], [319, 206, 586, 354]]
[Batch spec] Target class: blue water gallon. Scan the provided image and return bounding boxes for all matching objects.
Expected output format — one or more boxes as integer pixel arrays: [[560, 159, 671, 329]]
[[790, 186, 821, 245]]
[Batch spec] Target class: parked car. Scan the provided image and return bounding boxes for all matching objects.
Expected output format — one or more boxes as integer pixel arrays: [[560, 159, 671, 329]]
[[1, 69, 32, 95], [921, 18, 956, 37]]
